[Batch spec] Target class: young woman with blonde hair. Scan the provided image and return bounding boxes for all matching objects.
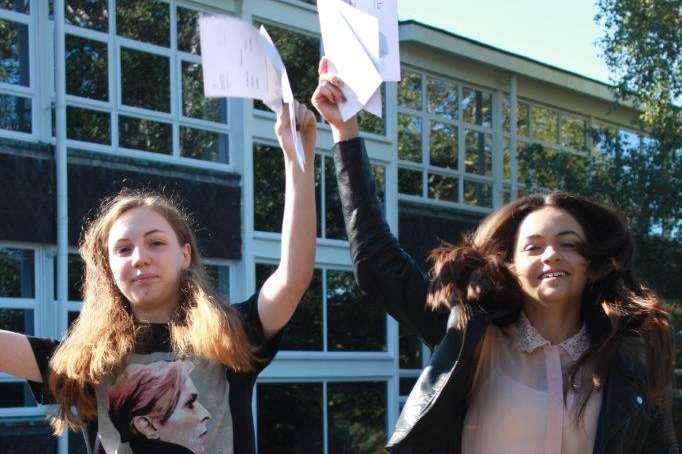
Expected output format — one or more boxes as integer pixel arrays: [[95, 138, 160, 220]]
[[0, 102, 317, 454], [312, 59, 677, 453]]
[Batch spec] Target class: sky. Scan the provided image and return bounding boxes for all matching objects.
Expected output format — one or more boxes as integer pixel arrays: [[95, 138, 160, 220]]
[[398, 0, 612, 84]]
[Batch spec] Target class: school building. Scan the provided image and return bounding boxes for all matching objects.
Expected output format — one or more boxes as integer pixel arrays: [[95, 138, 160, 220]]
[[0, 0, 659, 453]]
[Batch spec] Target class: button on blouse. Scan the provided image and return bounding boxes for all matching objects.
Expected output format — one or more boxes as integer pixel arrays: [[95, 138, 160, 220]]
[[461, 312, 603, 454]]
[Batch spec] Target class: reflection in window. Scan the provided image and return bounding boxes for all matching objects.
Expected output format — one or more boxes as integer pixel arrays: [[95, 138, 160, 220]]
[[67, 106, 110, 144], [66, 0, 108, 32], [327, 270, 385, 351], [0, 1, 29, 14], [531, 105, 558, 144], [399, 324, 422, 369], [427, 77, 457, 120], [181, 62, 227, 123], [0, 19, 29, 87], [428, 173, 457, 202], [254, 23, 320, 117], [121, 48, 170, 112], [328, 382, 386, 453], [0, 309, 33, 335], [518, 143, 589, 192], [465, 130, 492, 176], [53, 253, 83, 301], [177, 7, 201, 54], [118, 115, 171, 154], [256, 264, 323, 350], [116, 0, 169, 47], [398, 69, 422, 110], [398, 114, 422, 162], [560, 115, 587, 151], [325, 156, 345, 240], [429, 121, 456, 169], [204, 264, 229, 300], [0, 93, 31, 133], [0, 248, 34, 298], [179, 127, 228, 163], [257, 383, 323, 454], [0, 383, 37, 408], [357, 84, 385, 135], [462, 88, 491, 127], [463, 180, 492, 208], [398, 168, 422, 196], [503, 98, 529, 137], [66, 35, 108, 100]]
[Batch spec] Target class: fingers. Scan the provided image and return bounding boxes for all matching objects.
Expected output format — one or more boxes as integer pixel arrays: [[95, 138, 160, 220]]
[[318, 57, 328, 75]]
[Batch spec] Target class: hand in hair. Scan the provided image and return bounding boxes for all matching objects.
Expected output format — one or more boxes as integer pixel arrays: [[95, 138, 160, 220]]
[[427, 243, 524, 327]]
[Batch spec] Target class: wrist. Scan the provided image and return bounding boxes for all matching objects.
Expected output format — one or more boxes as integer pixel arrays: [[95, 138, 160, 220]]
[[331, 117, 359, 143]]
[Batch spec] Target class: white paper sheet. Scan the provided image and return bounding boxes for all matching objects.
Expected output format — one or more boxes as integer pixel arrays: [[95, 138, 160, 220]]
[[199, 15, 305, 169], [318, 0, 400, 121]]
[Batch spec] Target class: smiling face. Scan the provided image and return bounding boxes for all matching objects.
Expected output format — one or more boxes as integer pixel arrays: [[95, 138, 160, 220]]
[[107, 207, 191, 321], [155, 375, 211, 453], [512, 206, 590, 309]]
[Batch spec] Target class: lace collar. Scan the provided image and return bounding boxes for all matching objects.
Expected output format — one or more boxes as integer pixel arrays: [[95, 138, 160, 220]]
[[514, 311, 590, 361]]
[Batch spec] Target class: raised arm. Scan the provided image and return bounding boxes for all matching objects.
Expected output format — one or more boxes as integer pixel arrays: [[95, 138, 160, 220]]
[[257, 101, 317, 340], [312, 59, 447, 348], [0, 330, 42, 382]]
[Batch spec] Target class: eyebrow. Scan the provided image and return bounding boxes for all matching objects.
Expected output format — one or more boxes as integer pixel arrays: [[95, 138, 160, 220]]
[[524, 230, 583, 240], [113, 229, 167, 244]]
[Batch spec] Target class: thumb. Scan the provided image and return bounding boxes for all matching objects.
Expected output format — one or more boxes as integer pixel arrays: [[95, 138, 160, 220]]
[[318, 57, 328, 75]]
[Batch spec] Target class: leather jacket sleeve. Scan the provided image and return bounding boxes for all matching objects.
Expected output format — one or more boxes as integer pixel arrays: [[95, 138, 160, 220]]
[[332, 138, 448, 349], [642, 380, 679, 453]]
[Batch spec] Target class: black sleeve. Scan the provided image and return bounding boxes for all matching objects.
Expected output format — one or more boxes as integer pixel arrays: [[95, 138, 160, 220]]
[[333, 137, 448, 349], [232, 290, 282, 374], [24, 336, 60, 405], [642, 380, 679, 453]]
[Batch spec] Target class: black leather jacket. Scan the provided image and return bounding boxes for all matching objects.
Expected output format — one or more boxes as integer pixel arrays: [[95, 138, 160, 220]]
[[332, 137, 678, 454]]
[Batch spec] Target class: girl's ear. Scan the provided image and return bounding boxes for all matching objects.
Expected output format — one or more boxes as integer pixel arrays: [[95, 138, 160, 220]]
[[182, 243, 191, 269]]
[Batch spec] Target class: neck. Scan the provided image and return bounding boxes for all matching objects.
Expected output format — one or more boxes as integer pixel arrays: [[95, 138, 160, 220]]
[[523, 299, 581, 345], [132, 299, 178, 324]]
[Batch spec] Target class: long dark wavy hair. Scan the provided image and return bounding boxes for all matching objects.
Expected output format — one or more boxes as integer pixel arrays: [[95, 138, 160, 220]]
[[426, 192, 674, 414]]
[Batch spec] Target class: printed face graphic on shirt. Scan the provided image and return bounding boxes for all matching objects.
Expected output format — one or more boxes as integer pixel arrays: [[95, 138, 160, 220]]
[[107, 361, 212, 453]]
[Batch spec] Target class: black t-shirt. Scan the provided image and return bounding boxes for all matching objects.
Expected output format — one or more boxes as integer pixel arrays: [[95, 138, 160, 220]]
[[26, 293, 279, 454]]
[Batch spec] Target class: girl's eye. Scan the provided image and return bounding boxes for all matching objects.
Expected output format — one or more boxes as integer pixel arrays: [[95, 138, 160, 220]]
[[561, 242, 577, 249], [117, 247, 131, 255], [524, 245, 540, 252], [150, 240, 165, 247]]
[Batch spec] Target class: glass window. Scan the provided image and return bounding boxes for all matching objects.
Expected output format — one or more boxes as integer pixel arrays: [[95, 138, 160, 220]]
[[398, 114, 422, 162], [427, 173, 457, 202], [181, 61, 227, 123], [66, 35, 108, 101], [0, 383, 37, 407], [255, 23, 320, 117], [256, 264, 323, 350], [116, 0, 169, 47], [560, 115, 587, 151], [120, 48, 170, 112], [179, 127, 228, 163], [462, 88, 492, 127], [463, 180, 492, 208], [503, 98, 529, 137], [0, 309, 33, 335], [427, 77, 457, 120], [204, 264, 229, 300], [357, 84, 385, 135], [429, 121, 456, 169], [398, 69, 421, 110], [503, 138, 511, 181], [398, 168, 422, 196], [0, 93, 31, 133], [0, 248, 34, 298], [257, 383, 323, 454], [325, 156, 346, 240], [0, 19, 29, 87], [177, 7, 201, 54], [518, 143, 589, 192], [531, 105, 558, 143], [66, 0, 108, 32], [328, 382, 386, 453], [254, 144, 284, 232], [118, 115, 171, 154], [399, 376, 418, 396], [465, 130, 492, 176], [327, 270, 385, 351], [53, 253, 84, 301], [399, 324, 422, 369], [67, 106, 110, 144], [0, 1, 29, 13]]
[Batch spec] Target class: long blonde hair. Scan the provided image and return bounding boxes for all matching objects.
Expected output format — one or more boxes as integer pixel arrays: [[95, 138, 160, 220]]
[[48, 190, 254, 434]]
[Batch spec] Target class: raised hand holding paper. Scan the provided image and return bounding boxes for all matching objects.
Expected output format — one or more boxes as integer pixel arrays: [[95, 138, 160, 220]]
[[199, 15, 305, 169], [317, 0, 400, 121]]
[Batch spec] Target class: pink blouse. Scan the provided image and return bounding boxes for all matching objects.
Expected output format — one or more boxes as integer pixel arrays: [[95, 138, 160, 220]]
[[461, 312, 603, 454]]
